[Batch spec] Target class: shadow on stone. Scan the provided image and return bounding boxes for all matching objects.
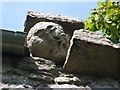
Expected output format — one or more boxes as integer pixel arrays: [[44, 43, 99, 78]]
[[2, 54, 53, 89]]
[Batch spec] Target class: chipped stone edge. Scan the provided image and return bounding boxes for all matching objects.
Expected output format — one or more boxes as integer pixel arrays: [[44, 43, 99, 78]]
[[27, 11, 84, 23], [73, 29, 120, 49]]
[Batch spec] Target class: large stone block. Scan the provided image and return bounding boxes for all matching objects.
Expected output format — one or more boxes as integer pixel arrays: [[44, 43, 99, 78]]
[[24, 11, 84, 37], [63, 30, 120, 79]]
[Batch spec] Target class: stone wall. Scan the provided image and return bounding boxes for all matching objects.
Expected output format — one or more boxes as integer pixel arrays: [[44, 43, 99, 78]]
[[1, 11, 120, 89], [24, 11, 120, 79]]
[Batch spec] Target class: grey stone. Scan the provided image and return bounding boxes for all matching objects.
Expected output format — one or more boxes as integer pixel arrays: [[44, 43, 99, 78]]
[[54, 77, 73, 84], [29, 73, 44, 81], [27, 22, 70, 64], [31, 56, 60, 83], [54, 76, 88, 86], [17, 57, 38, 72], [89, 78, 119, 88], [49, 84, 92, 90], [1, 55, 119, 89], [59, 73, 74, 78], [2, 74, 29, 85], [24, 11, 84, 37], [43, 75, 54, 83], [72, 76, 82, 86], [34, 57, 57, 71], [63, 29, 120, 79]]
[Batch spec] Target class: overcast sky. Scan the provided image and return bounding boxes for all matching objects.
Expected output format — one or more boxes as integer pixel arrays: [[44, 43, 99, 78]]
[[1, 2, 98, 31]]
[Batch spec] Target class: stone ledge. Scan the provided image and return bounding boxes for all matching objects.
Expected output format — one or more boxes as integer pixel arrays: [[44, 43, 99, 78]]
[[24, 11, 84, 37]]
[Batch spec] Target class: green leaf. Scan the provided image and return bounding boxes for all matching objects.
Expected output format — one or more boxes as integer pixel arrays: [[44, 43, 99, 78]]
[[84, 0, 120, 43]]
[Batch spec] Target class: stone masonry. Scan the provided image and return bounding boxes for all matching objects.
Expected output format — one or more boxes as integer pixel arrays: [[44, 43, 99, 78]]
[[1, 11, 120, 89]]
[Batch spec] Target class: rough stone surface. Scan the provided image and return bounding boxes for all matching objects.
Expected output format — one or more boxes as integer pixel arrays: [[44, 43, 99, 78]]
[[63, 29, 120, 79], [24, 11, 84, 37], [27, 22, 70, 64], [49, 84, 91, 90], [2, 55, 60, 89], [54, 77, 73, 84], [1, 54, 120, 89]]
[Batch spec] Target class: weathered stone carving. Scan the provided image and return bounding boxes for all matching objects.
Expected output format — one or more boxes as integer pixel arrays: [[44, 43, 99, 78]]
[[27, 22, 70, 64], [24, 11, 84, 37], [63, 29, 120, 79]]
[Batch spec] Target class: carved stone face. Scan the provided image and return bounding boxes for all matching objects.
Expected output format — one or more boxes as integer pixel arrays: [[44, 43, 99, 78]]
[[27, 22, 70, 64]]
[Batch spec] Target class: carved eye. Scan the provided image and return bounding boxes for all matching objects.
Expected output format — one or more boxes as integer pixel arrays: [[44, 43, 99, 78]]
[[46, 25, 53, 30], [34, 30, 42, 36], [47, 25, 57, 32]]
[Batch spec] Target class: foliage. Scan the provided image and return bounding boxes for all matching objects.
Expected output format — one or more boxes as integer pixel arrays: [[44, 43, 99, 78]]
[[84, 0, 120, 43]]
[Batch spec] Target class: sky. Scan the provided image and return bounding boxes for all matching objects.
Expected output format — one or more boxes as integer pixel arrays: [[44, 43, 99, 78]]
[[1, 2, 98, 31]]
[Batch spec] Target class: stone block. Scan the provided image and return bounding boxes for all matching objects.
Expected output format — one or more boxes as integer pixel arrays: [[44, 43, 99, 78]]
[[24, 11, 84, 37], [63, 30, 120, 79]]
